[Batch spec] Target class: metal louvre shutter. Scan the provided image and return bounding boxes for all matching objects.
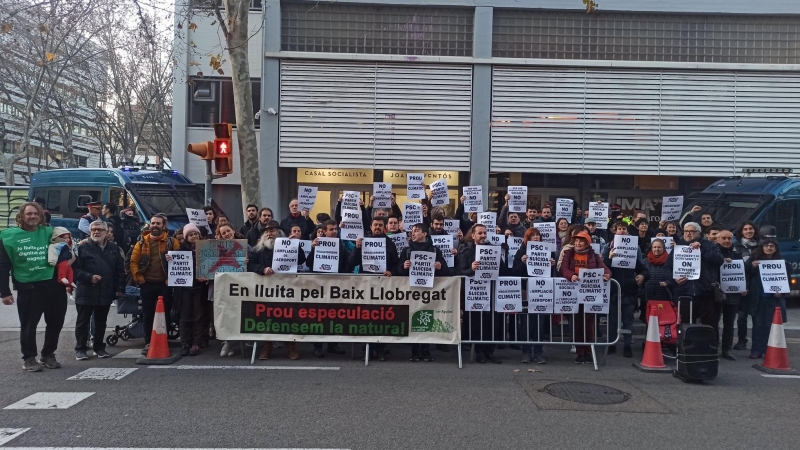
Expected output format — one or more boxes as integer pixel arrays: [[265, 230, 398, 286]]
[[280, 61, 472, 169], [374, 65, 472, 170]]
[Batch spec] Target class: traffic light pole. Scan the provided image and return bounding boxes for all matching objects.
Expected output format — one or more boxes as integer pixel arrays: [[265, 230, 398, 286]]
[[204, 159, 227, 206]]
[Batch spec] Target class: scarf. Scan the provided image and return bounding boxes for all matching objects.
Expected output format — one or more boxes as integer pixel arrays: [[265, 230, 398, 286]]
[[648, 251, 668, 265], [558, 231, 568, 241], [573, 246, 590, 255], [741, 238, 758, 249]]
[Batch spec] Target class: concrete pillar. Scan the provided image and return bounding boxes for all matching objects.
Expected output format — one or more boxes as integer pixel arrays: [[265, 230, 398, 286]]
[[470, 7, 493, 207]]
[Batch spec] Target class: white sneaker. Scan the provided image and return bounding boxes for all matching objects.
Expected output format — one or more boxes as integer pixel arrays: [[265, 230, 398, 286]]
[[570, 345, 576, 354], [220, 341, 234, 357]]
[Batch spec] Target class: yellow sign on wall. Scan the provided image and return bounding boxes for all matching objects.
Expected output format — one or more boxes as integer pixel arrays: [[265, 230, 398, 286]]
[[383, 170, 459, 186], [296, 168, 374, 184]]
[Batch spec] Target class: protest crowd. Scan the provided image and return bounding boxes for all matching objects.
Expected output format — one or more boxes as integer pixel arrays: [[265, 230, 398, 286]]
[[0, 183, 790, 372]]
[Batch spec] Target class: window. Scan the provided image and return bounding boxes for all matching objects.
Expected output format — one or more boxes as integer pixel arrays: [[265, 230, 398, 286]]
[[31, 189, 62, 213], [66, 189, 102, 218], [763, 200, 799, 241], [188, 78, 261, 127], [77, 156, 88, 167]]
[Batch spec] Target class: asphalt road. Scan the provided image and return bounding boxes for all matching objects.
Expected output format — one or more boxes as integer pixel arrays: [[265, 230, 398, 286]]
[[1, 302, 800, 450]]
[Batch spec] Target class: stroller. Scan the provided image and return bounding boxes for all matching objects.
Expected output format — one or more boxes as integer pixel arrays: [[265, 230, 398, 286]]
[[643, 295, 692, 358], [105, 286, 180, 346]]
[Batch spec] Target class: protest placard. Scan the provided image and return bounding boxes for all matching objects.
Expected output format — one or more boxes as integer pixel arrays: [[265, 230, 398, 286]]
[[487, 232, 505, 246], [430, 179, 449, 206], [390, 233, 408, 257], [759, 260, 790, 294], [496, 278, 523, 313], [407, 173, 425, 200], [673, 245, 701, 280], [444, 220, 459, 237], [403, 203, 422, 226], [526, 240, 555, 255], [591, 243, 601, 254], [373, 182, 392, 209], [272, 238, 299, 274], [431, 235, 454, 268], [526, 247, 552, 278], [507, 237, 522, 268], [652, 236, 674, 253], [196, 239, 247, 279], [507, 186, 527, 213], [478, 212, 497, 229], [167, 251, 193, 287], [577, 268, 605, 304], [341, 190, 360, 211], [554, 278, 580, 314], [474, 245, 501, 280], [533, 222, 556, 245], [527, 277, 554, 314], [407, 173, 424, 185], [661, 195, 684, 222], [298, 240, 312, 271], [312, 237, 340, 273], [361, 238, 387, 273], [720, 260, 746, 293], [465, 278, 491, 311], [463, 186, 483, 213], [612, 234, 639, 269], [298, 186, 318, 212], [556, 198, 574, 222], [186, 208, 212, 234], [588, 202, 609, 229], [410, 251, 436, 288], [340, 209, 364, 240]]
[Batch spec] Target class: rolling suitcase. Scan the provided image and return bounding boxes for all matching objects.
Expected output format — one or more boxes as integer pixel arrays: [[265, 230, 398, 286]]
[[675, 323, 718, 382]]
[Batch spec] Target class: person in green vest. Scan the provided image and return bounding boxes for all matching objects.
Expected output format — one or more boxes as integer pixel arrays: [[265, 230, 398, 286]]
[[0, 202, 69, 372]]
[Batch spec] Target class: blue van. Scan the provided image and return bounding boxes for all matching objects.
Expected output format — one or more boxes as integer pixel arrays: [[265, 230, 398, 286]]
[[686, 175, 800, 294], [29, 168, 207, 237]]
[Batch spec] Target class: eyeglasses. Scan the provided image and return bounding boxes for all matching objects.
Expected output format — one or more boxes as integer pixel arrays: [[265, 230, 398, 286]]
[[90, 229, 106, 233], [684, 230, 700, 234]]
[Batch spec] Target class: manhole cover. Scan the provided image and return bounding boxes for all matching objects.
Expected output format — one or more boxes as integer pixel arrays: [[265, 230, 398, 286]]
[[542, 382, 630, 405]]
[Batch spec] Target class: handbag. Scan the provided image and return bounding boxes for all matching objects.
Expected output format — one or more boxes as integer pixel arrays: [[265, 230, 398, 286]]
[[711, 283, 725, 304]]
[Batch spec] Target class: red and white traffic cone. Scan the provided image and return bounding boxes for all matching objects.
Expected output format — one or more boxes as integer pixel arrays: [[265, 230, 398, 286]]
[[136, 296, 181, 365], [634, 305, 672, 373], [754, 307, 797, 375]]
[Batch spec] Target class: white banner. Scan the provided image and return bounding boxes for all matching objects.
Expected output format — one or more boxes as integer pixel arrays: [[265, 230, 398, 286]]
[[431, 235, 454, 268], [390, 233, 408, 257], [186, 208, 212, 234], [167, 251, 193, 287], [340, 209, 364, 241], [588, 202, 609, 229], [403, 203, 423, 226], [272, 238, 299, 274], [759, 260, 790, 294], [298, 186, 318, 212], [533, 222, 556, 245], [673, 245, 701, 280], [474, 245, 501, 280], [312, 237, 340, 273], [612, 235, 639, 269], [661, 195, 684, 222], [478, 212, 497, 230], [553, 278, 580, 314], [361, 238, 387, 273], [430, 179, 449, 206], [527, 277, 554, 314], [341, 190, 360, 212], [496, 277, 523, 313], [720, 260, 747, 293], [465, 278, 491, 311], [373, 182, 393, 209], [556, 198, 574, 222], [507, 237, 522, 268], [652, 236, 674, 254], [409, 251, 436, 288], [507, 186, 528, 213], [463, 186, 483, 213]]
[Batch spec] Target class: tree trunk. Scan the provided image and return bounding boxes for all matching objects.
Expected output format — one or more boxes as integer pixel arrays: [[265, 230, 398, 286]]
[[222, 0, 261, 210]]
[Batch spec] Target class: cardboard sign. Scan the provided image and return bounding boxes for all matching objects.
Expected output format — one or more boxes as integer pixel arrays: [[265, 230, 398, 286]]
[[759, 260, 790, 294], [341, 190, 360, 212], [478, 212, 497, 230], [495, 277, 523, 313], [507, 237, 522, 268], [588, 202, 609, 230], [403, 203, 423, 227], [533, 222, 556, 245], [507, 186, 528, 213], [661, 195, 684, 222], [298, 186, 318, 212], [527, 277, 554, 314], [720, 260, 746, 293], [196, 239, 248, 278], [272, 238, 299, 274], [167, 251, 193, 287], [553, 278, 580, 314], [340, 209, 364, 241], [409, 251, 436, 288], [612, 235, 638, 269], [673, 245, 701, 280], [390, 233, 408, 257], [373, 182, 392, 209], [474, 245, 501, 280], [361, 238, 387, 273], [431, 235, 454, 268], [430, 179, 449, 206], [465, 278, 491, 311], [312, 237, 340, 273], [555, 198, 573, 222], [186, 208, 212, 234], [463, 186, 483, 213]]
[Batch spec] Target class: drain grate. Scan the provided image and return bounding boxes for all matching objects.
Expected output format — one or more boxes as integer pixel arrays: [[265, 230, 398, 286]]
[[542, 382, 630, 405]]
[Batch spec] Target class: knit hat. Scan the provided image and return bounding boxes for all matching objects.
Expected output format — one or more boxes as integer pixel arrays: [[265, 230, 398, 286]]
[[183, 223, 201, 237], [574, 231, 592, 244], [51, 226, 70, 240]]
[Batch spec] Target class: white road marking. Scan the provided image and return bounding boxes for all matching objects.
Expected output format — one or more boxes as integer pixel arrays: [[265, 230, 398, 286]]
[[148, 365, 340, 371], [0, 429, 29, 446], [760, 374, 800, 379], [4, 392, 95, 410], [0, 448, 349, 450], [110, 349, 143, 359], [67, 368, 137, 381]]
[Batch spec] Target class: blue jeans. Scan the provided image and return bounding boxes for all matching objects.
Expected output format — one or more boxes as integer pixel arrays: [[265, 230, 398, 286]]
[[609, 295, 636, 347], [751, 296, 787, 357]]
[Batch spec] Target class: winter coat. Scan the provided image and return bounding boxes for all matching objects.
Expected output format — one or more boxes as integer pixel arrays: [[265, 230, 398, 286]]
[[559, 247, 611, 281], [128, 231, 179, 285], [456, 242, 479, 277], [348, 234, 399, 275], [246, 221, 268, 248], [306, 239, 350, 273], [280, 213, 315, 241], [248, 241, 306, 275], [454, 203, 476, 234], [239, 219, 259, 239], [603, 246, 649, 296], [734, 238, 758, 263], [73, 240, 125, 306], [643, 256, 673, 301], [397, 240, 450, 277]]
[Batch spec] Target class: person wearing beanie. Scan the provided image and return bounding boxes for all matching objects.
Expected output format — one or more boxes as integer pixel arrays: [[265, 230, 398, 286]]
[[169, 223, 208, 357]]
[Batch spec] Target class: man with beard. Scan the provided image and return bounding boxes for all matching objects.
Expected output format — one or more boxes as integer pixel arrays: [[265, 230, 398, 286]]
[[248, 220, 305, 360], [129, 213, 180, 355], [534, 206, 555, 223], [72, 221, 125, 360], [306, 220, 349, 357], [246, 208, 274, 247], [239, 204, 260, 237], [349, 217, 398, 277]]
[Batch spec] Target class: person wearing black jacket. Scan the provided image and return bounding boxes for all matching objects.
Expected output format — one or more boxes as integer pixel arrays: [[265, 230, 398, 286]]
[[72, 221, 125, 361], [169, 224, 209, 357], [239, 204, 260, 238], [102, 203, 125, 251], [348, 217, 398, 277], [280, 199, 316, 240], [717, 230, 748, 360], [455, 196, 477, 235], [673, 222, 725, 331], [246, 208, 273, 247]]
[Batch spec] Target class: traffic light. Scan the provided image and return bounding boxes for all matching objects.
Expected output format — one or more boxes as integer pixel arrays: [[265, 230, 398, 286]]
[[186, 141, 214, 160], [213, 122, 233, 175]]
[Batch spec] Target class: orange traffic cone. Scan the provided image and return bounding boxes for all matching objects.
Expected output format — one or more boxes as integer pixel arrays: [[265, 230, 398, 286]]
[[754, 307, 797, 375], [633, 305, 672, 373], [136, 296, 181, 365]]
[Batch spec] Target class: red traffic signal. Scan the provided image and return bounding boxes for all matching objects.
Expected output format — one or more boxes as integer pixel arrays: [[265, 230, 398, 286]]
[[213, 123, 233, 175]]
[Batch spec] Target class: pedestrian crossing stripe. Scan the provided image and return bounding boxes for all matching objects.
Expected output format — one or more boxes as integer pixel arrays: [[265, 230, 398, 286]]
[[0, 429, 29, 446], [3, 393, 94, 410], [67, 368, 137, 380]]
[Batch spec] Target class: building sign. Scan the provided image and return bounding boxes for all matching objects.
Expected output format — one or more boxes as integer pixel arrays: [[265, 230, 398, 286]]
[[296, 168, 374, 184], [382, 170, 459, 186]]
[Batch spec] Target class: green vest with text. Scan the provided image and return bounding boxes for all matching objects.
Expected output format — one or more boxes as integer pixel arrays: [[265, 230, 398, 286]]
[[0, 226, 54, 284]]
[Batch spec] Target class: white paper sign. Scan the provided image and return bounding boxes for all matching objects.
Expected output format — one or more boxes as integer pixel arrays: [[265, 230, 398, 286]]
[[341, 190, 360, 212], [577, 268, 605, 304], [474, 245, 501, 280], [720, 260, 747, 293], [361, 238, 387, 273], [167, 251, 193, 287], [553, 278, 580, 314], [652, 236, 674, 254], [478, 212, 497, 229], [496, 277, 523, 313], [556, 198, 574, 222], [507, 237, 522, 268], [527, 277, 554, 314], [431, 235, 454, 268], [430, 179, 449, 206], [390, 233, 408, 257], [410, 251, 436, 288], [759, 260, 790, 294], [272, 238, 299, 274], [312, 237, 340, 273], [661, 195, 684, 222], [403, 203, 423, 227], [373, 182, 392, 209], [407, 173, 424, 186], [186, 208, 212, 234], [591, 243, 601, 254], [526, 247, 552, 278], [507, 186, 528, 213], [444, 220, 459, 237], [673, 245, 701, 280], [527, 240, 555, 255], [588, 202, 609, 230], [298, 186, 318, 212], [340, 209, 364, 241], [487, 232, 505, 246], [466, 278, 491, 311], [533, 222, 556, 245], [612, 234, 639, 269], [463, 186, 483, 213]]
